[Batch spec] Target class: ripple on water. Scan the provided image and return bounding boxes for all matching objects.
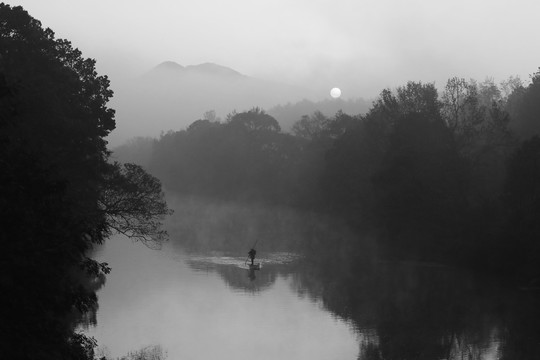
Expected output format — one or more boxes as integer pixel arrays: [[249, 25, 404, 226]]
[[186, 251, 302, 271]]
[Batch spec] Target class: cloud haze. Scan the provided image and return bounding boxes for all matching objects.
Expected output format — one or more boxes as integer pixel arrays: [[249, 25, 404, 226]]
[[14, 0, 540, 100]]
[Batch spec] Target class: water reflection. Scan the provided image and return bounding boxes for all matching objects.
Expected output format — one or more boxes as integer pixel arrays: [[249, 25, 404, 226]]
[[86, 237, 540, 360], [85, 238, 358, 360], [186, 252, 300, 293], [192, 250, 540, 360], [289, 260, 540, 360]]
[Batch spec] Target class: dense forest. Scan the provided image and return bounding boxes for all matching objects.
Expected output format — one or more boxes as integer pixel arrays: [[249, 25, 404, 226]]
[[119, 73, 540, 284], [0, 4, 170, 359]]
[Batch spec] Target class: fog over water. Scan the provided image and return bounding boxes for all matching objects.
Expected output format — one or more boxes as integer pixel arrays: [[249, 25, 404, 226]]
[[83, 199, 540, 360]]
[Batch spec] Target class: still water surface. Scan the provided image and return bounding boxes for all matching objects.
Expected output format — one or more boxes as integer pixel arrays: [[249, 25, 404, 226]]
[[85, 236, 540, 360], [84, 236, 358, 359]]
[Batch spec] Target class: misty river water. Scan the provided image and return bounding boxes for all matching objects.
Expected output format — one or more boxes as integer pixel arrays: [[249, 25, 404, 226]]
[[84, 237, 358, 359], [83, 235, 540, 360]]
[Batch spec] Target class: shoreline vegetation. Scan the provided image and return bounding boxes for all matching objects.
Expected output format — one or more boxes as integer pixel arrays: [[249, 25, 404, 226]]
[[2, 3, 540, 359], [139, 71, 540, 285], [1, 4, 171, 359]]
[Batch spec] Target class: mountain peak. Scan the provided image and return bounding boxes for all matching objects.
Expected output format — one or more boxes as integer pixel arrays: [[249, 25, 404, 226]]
[[150, 61, 244, 78], [154, 61, 184, 71], [185, 62, 244, 77]]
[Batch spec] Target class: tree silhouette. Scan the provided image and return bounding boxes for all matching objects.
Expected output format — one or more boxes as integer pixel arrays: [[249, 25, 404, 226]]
[[0, 4, 170, 359]]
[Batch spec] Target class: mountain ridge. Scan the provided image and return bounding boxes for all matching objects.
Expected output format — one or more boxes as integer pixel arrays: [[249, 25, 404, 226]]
[[108, 61, 368, 146], [152, 61, 244, 78]]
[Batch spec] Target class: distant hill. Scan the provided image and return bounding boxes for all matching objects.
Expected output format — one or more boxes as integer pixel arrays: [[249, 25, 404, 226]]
[[151, 61, 244, 77], [107, 61, 319, 145]]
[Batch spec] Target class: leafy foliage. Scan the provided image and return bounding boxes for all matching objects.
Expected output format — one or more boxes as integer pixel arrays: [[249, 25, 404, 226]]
[[151, 108, 309, 205], [0, 4, 170, 359], [143, 73, 540, 276], [507, 69, 540, 138], [227, 107, 281, 132], [101, 163, 172, 248], [291, 110, 329, 140]]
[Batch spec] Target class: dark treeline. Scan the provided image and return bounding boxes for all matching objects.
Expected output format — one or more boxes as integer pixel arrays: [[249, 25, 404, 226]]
[[0, 4, 170, 359], [144, 108, 360, 208], [142, 74, 540, 283]]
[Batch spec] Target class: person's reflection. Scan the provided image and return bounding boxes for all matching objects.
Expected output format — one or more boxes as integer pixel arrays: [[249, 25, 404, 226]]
[[248, 269, 256, 281]]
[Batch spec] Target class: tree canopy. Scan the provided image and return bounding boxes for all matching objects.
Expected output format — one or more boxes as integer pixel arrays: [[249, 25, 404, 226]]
[[140, 74, 539, 278], [0, 4, 170, 359]]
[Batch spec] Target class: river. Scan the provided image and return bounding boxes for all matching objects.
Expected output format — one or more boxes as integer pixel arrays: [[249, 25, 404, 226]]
[[83, 235, 540, 360], [83, 236, 358, 359]]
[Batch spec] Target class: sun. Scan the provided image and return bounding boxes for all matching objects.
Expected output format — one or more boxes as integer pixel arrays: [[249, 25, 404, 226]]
[[330, 87, 341, 99]]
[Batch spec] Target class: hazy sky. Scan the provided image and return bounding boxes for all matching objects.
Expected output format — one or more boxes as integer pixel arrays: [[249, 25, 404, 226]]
[[11, 0, 540, 98]]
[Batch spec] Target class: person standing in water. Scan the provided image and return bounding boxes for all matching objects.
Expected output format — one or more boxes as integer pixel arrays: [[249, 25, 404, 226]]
[[248, 248, 256, 265]]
